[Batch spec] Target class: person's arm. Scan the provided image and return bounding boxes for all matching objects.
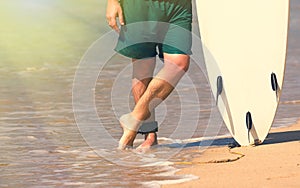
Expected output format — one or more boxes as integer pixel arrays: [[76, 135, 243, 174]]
[[106, 0, 124, 32]]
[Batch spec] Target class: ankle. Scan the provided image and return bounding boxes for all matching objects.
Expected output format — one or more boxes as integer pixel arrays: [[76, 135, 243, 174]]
[[145, 132, 157, 140]]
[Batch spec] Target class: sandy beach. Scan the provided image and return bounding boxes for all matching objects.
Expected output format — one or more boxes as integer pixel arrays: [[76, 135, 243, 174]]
[[163, 120, 300, 188]]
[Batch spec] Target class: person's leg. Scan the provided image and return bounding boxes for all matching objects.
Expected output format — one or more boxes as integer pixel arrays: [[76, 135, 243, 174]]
[[118, 57, 156, 149], [119, 53, 190, 149], [132, 54, 189, 119], [132, 58, 158, 149], [132, 58, 156, 104]]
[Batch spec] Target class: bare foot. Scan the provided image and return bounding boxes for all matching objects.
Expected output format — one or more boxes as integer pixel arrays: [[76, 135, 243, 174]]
[[136, 133, 158, 150], [118, 122, 137, 150]]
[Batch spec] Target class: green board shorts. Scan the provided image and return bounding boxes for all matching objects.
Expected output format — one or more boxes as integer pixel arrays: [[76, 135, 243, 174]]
[[115, 0, 192, 59]]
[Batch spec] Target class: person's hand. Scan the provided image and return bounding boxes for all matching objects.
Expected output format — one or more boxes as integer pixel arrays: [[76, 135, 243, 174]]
[[106, 0, 124, 33]]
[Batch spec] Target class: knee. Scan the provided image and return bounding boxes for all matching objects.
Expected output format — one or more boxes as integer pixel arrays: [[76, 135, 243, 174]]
[[179, 55, 190, 72], [164, 54, 190, 72], [132, 58, 156, 80], [133, 70, 153, 81], [179, 60, 190, 72]]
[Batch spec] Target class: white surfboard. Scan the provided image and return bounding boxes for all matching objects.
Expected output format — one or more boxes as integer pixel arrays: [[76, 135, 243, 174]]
[[196, 0, 289, 146]]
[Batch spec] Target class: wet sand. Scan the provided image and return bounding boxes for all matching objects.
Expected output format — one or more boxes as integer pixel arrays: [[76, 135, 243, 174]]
[[163, 120, 300, 188]]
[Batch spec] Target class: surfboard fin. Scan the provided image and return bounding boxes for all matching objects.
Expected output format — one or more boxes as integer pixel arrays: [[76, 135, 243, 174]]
[[216, 76, 223, 105], [246, 112, 253, 143], [271, 73, 279, 101]]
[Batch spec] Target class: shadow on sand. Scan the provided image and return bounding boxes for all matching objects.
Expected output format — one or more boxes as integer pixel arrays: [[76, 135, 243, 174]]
[[263, 130, 300, 145], [161, 130, 300, 149]]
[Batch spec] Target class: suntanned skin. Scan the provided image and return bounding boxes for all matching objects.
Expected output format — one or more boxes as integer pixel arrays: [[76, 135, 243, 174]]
[[106, 0, 124, 33], [131, 58, 158, 149], [106, 0, 190, 149]]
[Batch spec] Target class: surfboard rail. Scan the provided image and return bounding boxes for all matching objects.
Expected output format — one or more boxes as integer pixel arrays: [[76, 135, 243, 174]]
[[196, 0, 290, 146]]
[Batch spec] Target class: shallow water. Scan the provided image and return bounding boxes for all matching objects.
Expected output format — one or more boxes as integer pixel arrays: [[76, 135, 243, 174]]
[[1, 0, 300, 187]]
